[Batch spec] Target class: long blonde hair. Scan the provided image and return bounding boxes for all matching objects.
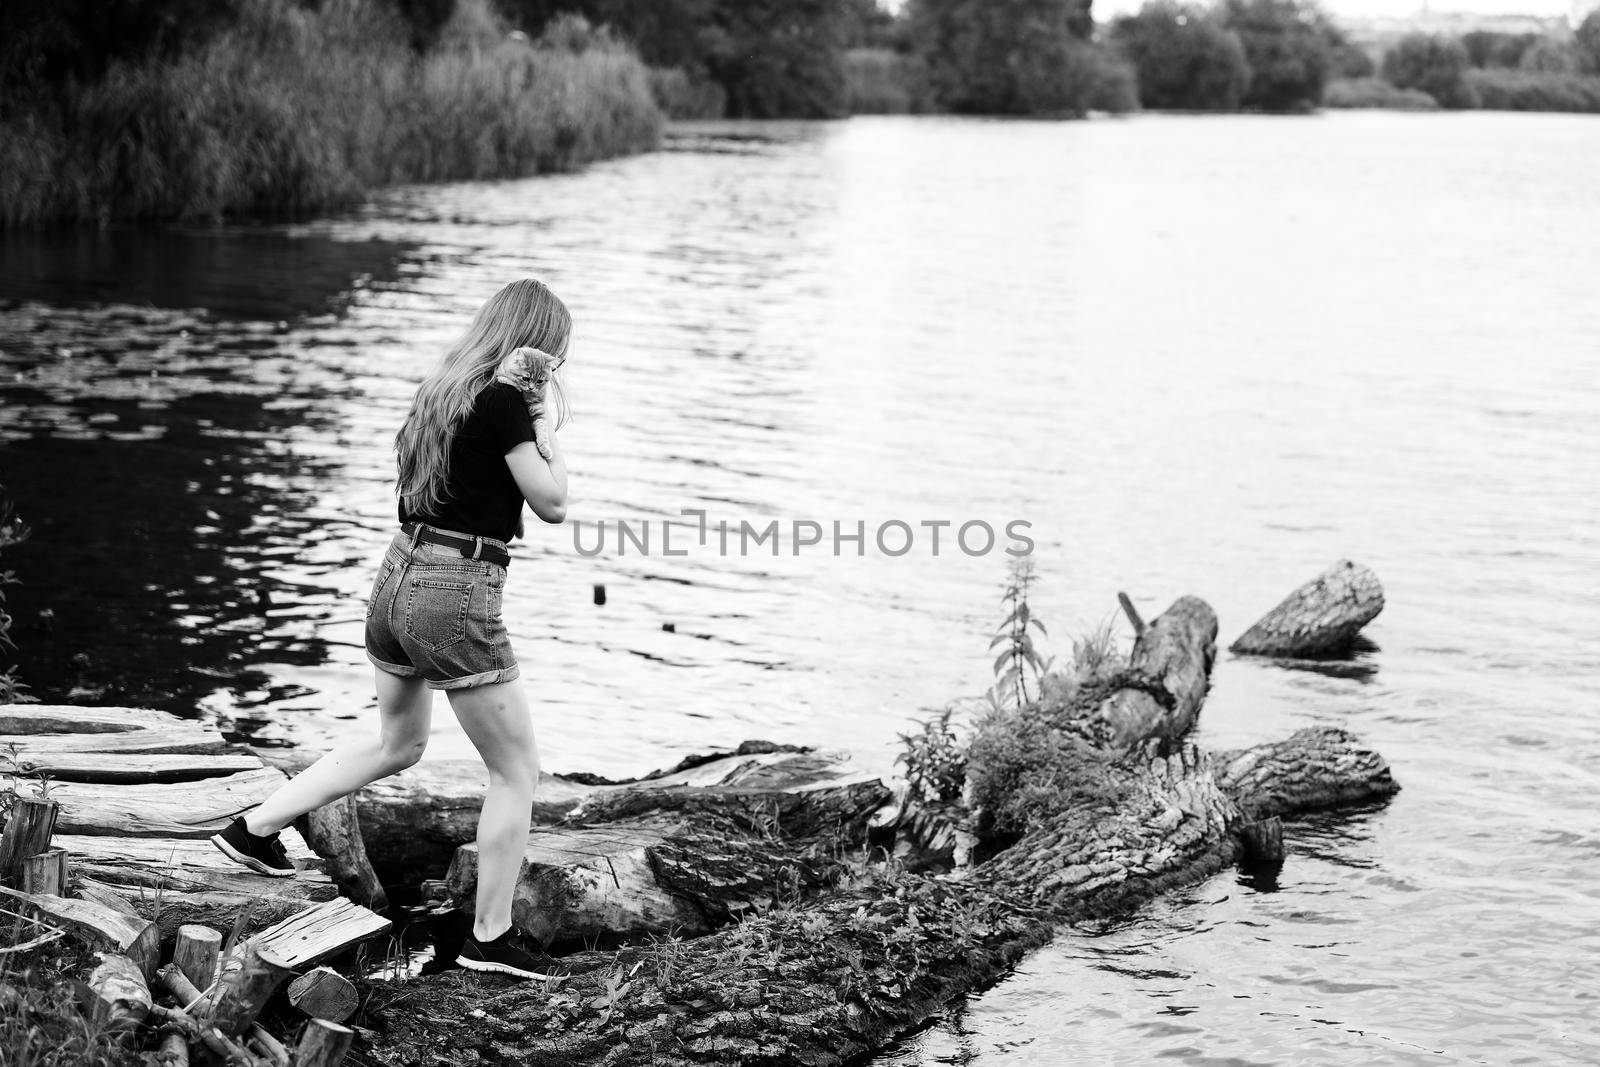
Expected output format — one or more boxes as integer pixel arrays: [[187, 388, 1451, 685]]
[[396, 278, 572, 516]]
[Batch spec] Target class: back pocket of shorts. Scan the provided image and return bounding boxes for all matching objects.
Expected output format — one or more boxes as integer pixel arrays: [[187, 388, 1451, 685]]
[[404, 577, 473, 651], [366, 559, 396, 620]]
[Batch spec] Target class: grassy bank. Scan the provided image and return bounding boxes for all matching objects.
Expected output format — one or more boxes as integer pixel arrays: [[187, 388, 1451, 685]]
[[0, 0, 663, 228]]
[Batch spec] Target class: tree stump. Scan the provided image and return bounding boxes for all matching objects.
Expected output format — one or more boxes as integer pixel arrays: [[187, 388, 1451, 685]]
[[20, 846, 68, 894], [174, 925, 223, 990], [296, 1018, 354, 1067], [0, 795, 59, 881], [1230, 559, 1384, 657]]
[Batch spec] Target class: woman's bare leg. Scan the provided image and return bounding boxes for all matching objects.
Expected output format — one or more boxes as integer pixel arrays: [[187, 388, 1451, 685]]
[[444, 679, 540, 941], [245, 670, 434, 836]]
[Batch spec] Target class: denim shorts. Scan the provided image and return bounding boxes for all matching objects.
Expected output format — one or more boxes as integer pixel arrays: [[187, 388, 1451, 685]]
[[364, 525, 519, 690]]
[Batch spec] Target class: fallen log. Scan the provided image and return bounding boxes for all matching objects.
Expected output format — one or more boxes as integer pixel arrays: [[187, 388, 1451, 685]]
[[289, 967, 359, 1022], [358, 595, 1401, 1067], [59, 834, 335, 937], [8, 751, 265, 783], [206, 941, 296, 1037], [1230, 559, 1384, 657], [260, 745, 868, 881], [444, 765, 890, 945], [0, 884, 160, 976], [43, 767, 305, 837], [88, 951, 152, 1031], [300, 794, 387, 910], [0, 705, 230, 756]]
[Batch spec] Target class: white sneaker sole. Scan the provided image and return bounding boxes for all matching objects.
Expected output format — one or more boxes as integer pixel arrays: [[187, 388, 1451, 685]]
[[208, 833, 297, 878], [454, 953, 563, 980]]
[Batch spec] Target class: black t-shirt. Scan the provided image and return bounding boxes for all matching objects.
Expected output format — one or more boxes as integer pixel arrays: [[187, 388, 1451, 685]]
[[399, 382, 536, 543]]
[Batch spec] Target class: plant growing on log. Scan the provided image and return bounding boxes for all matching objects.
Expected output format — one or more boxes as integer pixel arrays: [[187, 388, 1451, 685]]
[[988, 556, 1050, 710], [1, 742, 58, 819], [895, 706, 966, 805]]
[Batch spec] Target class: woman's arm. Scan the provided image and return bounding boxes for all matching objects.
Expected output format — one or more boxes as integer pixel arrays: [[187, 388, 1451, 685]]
[[506, 432, 567, 524]]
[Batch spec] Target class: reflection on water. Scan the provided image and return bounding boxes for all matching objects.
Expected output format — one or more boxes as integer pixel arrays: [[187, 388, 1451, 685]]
[[3, 113, 1600, 1064]]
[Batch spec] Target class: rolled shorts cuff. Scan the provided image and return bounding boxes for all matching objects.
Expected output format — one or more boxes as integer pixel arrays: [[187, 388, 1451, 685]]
[[367, 651, 420, 677], [428, 664, 521, 691]]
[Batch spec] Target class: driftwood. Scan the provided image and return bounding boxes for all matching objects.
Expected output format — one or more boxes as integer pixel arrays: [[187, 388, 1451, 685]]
[[21, 846, 68, 894], [0, 795, 59, 881], [0, 705, 230, 756], [358, 594, 1399, 1067], [289, 966, 359, 1022], [157, 1030, 190, 1067], [1230, 559, 1384, 657], [245, 896, 392, 970], [297, 1018, 356, 1067], [444, 765, 890, 945], [175, 924, 223, 989], [44, 767, 303, 837], [0, 884, 160, 976], [59, 833, 335, 936], [148, 1003, 264, 1067], [10, 751, 265, 783], [207, 941, 296, 1036], [300, 793, 387, 909], [87, 951, 152, 1030], [260, 744, 850, 880], [249, 1024, 292, 1067]]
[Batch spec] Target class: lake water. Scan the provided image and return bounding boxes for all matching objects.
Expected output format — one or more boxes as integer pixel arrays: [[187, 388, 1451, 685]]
[[2, 112, 1598, 1063]]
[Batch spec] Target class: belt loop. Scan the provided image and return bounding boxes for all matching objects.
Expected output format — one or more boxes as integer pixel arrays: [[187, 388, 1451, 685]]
[[407, 521, 423, 557], [470, 535, 483, 562]]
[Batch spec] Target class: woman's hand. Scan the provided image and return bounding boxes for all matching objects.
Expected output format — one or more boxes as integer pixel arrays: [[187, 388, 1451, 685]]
[[494, 347, 555, 460]]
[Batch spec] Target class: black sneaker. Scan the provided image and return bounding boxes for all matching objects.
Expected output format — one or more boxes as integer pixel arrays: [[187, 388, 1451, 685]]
[[455, 926, 572, 980], [208, 816, 296, 878]]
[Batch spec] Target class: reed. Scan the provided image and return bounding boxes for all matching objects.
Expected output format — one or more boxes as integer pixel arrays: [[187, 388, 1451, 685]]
[[0, 0, 662, 228]]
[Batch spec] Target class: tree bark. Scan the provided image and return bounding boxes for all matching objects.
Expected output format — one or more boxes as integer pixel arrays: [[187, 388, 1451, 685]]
[[356, 595, 1400, 1067], [299, 794, 387, 910], [1229, 560, 1384, 657]]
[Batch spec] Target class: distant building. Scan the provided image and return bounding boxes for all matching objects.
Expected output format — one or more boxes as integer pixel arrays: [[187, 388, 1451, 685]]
[[1338, 9, 1576, 53]]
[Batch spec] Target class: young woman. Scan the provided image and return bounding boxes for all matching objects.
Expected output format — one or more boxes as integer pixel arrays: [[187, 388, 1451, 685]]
[[209, 278, 572, 980]]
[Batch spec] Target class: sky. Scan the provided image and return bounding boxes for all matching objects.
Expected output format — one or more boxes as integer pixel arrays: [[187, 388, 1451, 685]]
[[1092, 0, 1581, 17]]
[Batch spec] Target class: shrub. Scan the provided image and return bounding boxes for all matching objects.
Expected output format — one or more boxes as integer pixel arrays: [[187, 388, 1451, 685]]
[[1578, 10, 1600, 75], [1333, 41, 1376, 79], [1518, 39, 1576, 74], [0, 0, 663, 227], [1464, 69, 1600, 113], [648, 66, 728, 119], [1322, 76, 1438, 110], [1461, 29, 1541, 69], [843, 47, 930, 114], [1383, 32, 1477, 109], [1111, 2, 1250, 111], [909, 0, 1135, 115], [1221, 0, 1335, 111]]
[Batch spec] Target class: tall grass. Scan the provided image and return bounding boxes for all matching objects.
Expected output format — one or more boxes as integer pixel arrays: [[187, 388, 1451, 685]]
[[0, 0, 663, 228]]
